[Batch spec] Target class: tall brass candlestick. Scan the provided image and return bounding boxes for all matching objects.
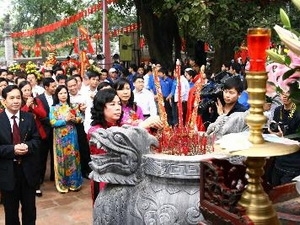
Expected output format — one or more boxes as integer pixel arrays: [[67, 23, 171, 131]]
[[236, 28, 298, 225], [245, 70, 268, 144], [246, 28, 270, 144]]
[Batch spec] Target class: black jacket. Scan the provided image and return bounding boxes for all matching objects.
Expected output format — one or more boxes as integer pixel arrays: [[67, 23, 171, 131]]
[[0, 111, 40, 191]]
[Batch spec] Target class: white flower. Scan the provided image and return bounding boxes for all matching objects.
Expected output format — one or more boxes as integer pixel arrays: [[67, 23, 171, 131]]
[[274, 25, 300, 56]]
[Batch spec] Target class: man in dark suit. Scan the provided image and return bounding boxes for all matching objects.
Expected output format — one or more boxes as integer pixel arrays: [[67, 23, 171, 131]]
[[36, 77, 57, 184], [0, 85, 40, 225]]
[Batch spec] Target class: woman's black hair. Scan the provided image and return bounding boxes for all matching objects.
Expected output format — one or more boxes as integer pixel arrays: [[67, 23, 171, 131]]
[[52, 85, 71, 106], [97, 81, 112, 91], [185, 69, 196, 78], [0, 77, 8, 85], [113, 78, 137, 111], [18, 80, 35, 106], [18, 80, 31, 91], [90, 88, 122, 128]]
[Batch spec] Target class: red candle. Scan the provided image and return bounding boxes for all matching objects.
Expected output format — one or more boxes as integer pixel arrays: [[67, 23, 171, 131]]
[[247, 28, 271, 72]]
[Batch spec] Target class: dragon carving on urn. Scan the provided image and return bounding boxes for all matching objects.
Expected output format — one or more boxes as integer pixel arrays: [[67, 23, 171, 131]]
[[89, 125, 203, 225]]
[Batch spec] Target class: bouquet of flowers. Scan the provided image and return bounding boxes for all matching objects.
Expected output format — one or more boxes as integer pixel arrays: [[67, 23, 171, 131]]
[[25, 61, 42, 81], [87, 59, 102, 74], [266, 0, 300, 106], [8, 63, 22, 74]]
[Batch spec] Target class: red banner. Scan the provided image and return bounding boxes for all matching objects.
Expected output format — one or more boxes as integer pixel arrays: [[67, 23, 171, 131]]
[[11, 2, 103, 38], [13, 23, 139, 55]]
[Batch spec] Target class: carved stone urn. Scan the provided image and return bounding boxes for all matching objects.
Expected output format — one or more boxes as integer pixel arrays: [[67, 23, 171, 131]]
[[89, 125, 206, 225]]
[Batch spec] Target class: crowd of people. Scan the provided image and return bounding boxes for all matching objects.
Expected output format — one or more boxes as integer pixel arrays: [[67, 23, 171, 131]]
[[0, 52, 300, 224]]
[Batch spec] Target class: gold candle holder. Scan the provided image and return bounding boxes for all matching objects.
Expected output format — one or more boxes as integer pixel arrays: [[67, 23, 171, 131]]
[[239, 157, 279, 224], [246, 28, 271, 144], [212, 27, 299, 224], [245, 70, 268, 144], [235, 28, 299, 224]]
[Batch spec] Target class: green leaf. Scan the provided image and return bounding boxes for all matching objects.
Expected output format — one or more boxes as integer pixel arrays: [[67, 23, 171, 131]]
[[192, 1, 200, 7], [266, 50, 286, 64], [166, 3, 172, 9], [276, 86, 283, 94], [280, 8, 291, 29], [183, 14, 189, 22], [284, 55, 291, 66]]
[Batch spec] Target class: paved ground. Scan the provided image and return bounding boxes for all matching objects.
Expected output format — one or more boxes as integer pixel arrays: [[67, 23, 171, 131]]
[[0, 177, 93, 225]]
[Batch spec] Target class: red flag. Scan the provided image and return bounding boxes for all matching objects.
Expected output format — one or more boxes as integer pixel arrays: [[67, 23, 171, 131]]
[[87, 39, 95, 54], [78, 25, 89, 38], [34, 42, 41, 57], [17, 42, 23, 57], [74, 39, 79, 54]]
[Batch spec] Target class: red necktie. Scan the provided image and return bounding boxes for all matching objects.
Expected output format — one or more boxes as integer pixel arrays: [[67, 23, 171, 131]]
[[12, 115, 21, 144]]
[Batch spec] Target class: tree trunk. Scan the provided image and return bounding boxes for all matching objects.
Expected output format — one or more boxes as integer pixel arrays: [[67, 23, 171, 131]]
[[135, 0, 181, 70], [211, 40, 235, 74]]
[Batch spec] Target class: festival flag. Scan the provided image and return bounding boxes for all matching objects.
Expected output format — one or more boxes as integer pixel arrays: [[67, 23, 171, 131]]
[[78, 25, 89, 38], [17, 42, 23, 57], [46, 41, 55, 52], [34, 42, 41, 57], [80, 50, 88, 77], [74, 39, 79, 54], [87, 39, 95, 54]]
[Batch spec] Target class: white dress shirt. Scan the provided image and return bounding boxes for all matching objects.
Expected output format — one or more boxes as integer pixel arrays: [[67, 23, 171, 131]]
[[82, 87, 98, 133], [32, 85, 45, 97], [143, 73, 150, 90], [70, 92, 86, 105], [5, 109, 20, 130], [44, 93, 53, 107], [70, 92, 87, 122], [174, 75, 190, 102], [133, 88, 157, 116]]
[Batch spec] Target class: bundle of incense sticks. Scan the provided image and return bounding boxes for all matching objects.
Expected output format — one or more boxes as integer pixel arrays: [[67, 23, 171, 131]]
[[175, 59, 183, 130], [157, 127, 214, 155], [188, 77, 203, 133], [153, 65, 169, 129], [152, 61, 214, 155]]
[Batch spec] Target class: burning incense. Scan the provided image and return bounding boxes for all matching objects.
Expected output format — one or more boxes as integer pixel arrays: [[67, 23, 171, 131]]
[[153, 65, 169, 128]]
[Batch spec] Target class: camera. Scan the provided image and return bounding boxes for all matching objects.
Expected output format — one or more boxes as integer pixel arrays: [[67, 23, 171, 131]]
[[269, 121, 287, 133], [197, 71, 231, 115], [265, 95, 273, 104], [198, 83, 224, 114]]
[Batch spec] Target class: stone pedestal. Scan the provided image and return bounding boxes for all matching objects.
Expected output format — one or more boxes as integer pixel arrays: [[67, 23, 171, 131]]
[[93, 154, 209, 225]]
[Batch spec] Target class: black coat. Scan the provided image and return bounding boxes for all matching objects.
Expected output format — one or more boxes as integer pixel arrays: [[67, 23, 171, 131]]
[[0, 111, 40, 191]]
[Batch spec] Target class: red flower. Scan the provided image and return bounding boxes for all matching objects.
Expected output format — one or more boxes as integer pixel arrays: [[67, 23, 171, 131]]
[[70, 109, 76, 116], [129, 110, 139, 121]]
